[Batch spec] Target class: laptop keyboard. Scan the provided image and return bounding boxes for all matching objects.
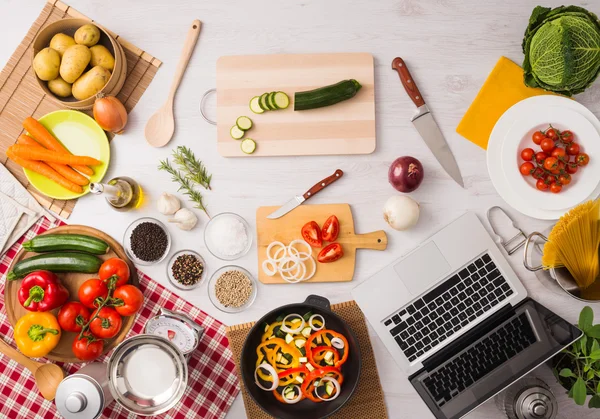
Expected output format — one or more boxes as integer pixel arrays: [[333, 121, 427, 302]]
[[422, 313, 537, 407], [384, 253, 514, 362]]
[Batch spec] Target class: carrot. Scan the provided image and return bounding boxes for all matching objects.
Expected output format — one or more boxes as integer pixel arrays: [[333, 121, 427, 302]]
[[6, 149, 83, 194], [8, 144, 102, 166], [23, 117, 94, 176], [17, 135, 89, 186]]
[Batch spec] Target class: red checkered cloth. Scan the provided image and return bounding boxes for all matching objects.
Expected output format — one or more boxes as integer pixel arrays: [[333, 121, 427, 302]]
[[0, 217, 240, 418]]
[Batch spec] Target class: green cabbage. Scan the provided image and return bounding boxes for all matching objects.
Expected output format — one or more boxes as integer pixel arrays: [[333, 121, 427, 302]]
[[522, 5, 600, 96]]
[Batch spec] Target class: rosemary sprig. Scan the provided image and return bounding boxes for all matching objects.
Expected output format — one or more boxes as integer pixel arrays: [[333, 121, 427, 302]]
[[158, 159, 209, 218], [173, 146, 212, 190]]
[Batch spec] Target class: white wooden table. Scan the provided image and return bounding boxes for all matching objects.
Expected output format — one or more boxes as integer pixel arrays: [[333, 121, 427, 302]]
[[2, 1, 600, 417]]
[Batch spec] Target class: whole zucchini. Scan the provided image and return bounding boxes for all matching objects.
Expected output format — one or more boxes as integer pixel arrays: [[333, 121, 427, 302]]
[[23, 234, 110, 255], [7, 252, 103, 280], [294, 79, 362, 111]]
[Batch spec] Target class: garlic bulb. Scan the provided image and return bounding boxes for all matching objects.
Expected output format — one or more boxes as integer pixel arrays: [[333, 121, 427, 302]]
[[157, 192, 180, 215], [169, 208, 198, 231]]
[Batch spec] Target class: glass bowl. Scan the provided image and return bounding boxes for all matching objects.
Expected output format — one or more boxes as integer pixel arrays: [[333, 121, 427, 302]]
[[123, 217, 171, 266], [166, 250, 207, 291], [208, 265, 257, 313], [203, 212, 253, 261]]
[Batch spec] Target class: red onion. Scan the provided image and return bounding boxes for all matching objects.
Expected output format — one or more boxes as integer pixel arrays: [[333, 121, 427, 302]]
[[388, 156, 424, 192]]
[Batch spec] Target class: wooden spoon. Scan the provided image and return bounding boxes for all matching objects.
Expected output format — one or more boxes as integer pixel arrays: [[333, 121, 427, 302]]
[[0, 338, 65, 400], [145, 20, 202, 147]]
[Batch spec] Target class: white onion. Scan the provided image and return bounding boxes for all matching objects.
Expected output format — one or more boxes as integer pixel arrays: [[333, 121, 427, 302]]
[[331, 337, 345, 349], [280, 314, 305, 334], [303, 256, 317, 281], [278, 257, 300, 273], [267, 241, 287, 261], [315, 376, 341, 401], [309, 314, 325, 331], [288, 240, 312, 260], [262, 259, 277, 276], [383, 195, 420, 231], [281, 260, 306, 283], [282, 385, 303, 404], [254, 363, 279, 391]]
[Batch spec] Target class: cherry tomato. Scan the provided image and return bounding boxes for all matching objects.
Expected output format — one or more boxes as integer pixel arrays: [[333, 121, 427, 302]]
[[519, 162, 535, 176], [543, 157, 559, 172], [520, 148, 535, 161], [566, 163, 578, 174], [536, 178, 549, 191], [89, 307, 122, 339], [540, 137, 555, 153], [551, 147, 566, 159], [321, 215, 340, 242], [561, 130, 574, 143], [576, 153, 590, 166], [546, 128, 559, 140], [532, 167, 545, 179], [532, 131, 545, 145], [534, 152, 547, 165], [545, 174, 556, 184], [301, 221, 322, 248], [78, 279, 109, 309], [317, 243, 344, 263], [99, 258, 130, 288], [550, 183, 563, 194], [112, 285, 144, 317], [558, 173, 571, 185], [58, 302, 90, 333], [566, 143, 580, 156], [72, 334, 104, 361]]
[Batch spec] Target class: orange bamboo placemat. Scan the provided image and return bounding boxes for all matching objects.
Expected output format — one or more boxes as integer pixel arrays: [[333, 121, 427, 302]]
[[0, 0, 161, 218], [225, 300, 388, 419]]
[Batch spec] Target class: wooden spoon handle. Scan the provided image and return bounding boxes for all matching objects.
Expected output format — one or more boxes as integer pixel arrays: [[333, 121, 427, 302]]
[[391, 57, 425, 108], [351, 231, 388, 250], [0, 338, 39, 372], [168, 19, 202, 102]]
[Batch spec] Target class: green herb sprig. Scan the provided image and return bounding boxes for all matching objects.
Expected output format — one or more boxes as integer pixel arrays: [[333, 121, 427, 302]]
[[158, 159, 210, 218], [173, 146, 212, 190]]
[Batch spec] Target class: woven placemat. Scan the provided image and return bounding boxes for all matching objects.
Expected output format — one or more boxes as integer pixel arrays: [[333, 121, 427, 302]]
[[225, 300, 388, 419], [0, 0, 161, 218]]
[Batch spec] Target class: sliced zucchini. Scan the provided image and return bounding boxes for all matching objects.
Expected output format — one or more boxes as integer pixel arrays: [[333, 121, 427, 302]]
[[296, 376, 304, 384], [280, 357, 289, 365], [294, 338, 306, 348], [283, 353, 293, 363], [303, 311, 313, 321], [259, 93, 270, 111], [274, 92, 290, 109], [267, 92, 278, 110], [316, 335, 323, 345], [301, 327, 312, 338], [285, 334, 294, 344], [325, 382, 335, 396], [230, 125, 244, 140], [299, 357, 308, 363], [236, 116, 253, 131], [306, 363, 315, 372], [276, 353, 283, 362], [249, 96, 264, 114], [324, 351, 334, 362], [241, 138, 256, 154]]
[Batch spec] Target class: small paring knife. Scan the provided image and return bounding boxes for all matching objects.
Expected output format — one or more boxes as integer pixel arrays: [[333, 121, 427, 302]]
[[266, 170, 344, 219]]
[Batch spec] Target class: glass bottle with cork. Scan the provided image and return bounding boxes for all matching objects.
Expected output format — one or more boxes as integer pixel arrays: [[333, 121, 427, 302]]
[[90, 176, 143, 211]]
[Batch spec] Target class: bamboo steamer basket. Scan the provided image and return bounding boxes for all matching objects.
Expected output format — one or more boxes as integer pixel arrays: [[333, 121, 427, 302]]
[[32, 19, 127, 110]]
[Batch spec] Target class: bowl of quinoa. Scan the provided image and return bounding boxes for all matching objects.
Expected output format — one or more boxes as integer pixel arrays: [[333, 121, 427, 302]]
[[208, 266, 257, 313]]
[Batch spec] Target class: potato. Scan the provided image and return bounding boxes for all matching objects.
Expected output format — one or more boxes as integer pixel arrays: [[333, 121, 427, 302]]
[[33, 47, 60, 81], [74, 24, 100, 47], [89, 45, 115, 72], [49, 33, 76, 57], [47, 76, 72, 97], [72, 66, 111, 100], [60, 45, 91, 83]]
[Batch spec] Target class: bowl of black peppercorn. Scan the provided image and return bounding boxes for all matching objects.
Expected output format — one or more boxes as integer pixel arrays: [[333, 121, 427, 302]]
[[124, 217, 171, 265]]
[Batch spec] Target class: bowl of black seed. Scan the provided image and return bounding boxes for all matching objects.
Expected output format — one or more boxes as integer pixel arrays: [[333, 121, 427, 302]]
[[208, 266, 257, 313], [123, 217, 171, 265], [167, 250, 206, 290]]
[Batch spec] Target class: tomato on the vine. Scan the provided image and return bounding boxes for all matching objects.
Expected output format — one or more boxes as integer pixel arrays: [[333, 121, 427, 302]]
[[99, 258, 130, 288], [561, 130, 574, 143], [520, 148, 534, 161], [78, 279, 108, 309], [532, 167, 545, 179], [576, 153, 590, 166], [558, 174, 571, 185], [566, 163, 578, 174], [536, 178, 549, 191], [566, 143, 580, 156], [519, 162, 535, 176], [89, 307, 122, 339], [58, 302, 90, 333], [546, 128, 559, 140], [551, 147, 566, 159], [543, 157, 559, 172], [73, 334, 104, 361], [534, 152, 547, 165], [550, 183, 562, 194], [540, 137, 555, 153], [112, 285, 144, 317], [532, 131, 546, 145]]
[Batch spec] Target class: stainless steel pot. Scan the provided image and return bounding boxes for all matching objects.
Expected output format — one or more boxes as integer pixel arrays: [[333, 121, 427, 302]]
[[55, 363, 113, 419]]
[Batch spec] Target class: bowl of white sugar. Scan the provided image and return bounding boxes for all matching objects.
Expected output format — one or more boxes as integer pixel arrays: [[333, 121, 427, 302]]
[[203, 212, 252, 260]]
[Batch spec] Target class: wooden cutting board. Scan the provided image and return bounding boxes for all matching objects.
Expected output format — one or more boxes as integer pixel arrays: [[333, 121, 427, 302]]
[[216, 53, 376, 157], [256, 204, 387, 284], [4, 225, 138, 363]]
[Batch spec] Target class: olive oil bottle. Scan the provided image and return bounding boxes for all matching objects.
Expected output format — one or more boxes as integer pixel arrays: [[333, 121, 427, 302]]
[[89, 176, 143, 211]]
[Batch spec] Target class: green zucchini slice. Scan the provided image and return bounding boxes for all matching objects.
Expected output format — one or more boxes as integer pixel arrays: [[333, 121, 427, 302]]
[[273, 92, 290, 109], [241, 138, 256, 154], [259, 93, 270, 111], [249, 96, 264, 114], [236, 116, 253, 131], [230, 125, 245, 140], [267, 92, 278, 110]]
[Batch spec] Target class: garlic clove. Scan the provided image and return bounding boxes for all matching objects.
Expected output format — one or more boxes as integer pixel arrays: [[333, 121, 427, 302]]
[[169, 208, 198, 231], [157, 192, 181, 215]]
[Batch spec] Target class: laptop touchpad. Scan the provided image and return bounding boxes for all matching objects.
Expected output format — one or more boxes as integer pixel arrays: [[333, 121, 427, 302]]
[[394, 241, 451, 295]]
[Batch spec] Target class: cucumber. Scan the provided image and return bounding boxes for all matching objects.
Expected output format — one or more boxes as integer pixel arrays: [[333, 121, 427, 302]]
[[294, 79, 362, 111], [230, 125, 245, 140], [7, 252, 103, 280], [259, 93, 270, 112], [241, 138, 256, 154], [267, 92, 278, 110], [274, 92, 290, 109], [249, 96, 264, 114], [22, 234, 109, 255], [236, 116, 253, 131]]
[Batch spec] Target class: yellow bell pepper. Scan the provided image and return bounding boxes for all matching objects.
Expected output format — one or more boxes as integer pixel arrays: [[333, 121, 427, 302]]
[[14, 312, 61, 358]]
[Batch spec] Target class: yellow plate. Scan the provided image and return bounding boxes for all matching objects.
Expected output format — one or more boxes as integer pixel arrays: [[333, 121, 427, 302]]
[[23, 110, 110, 200]]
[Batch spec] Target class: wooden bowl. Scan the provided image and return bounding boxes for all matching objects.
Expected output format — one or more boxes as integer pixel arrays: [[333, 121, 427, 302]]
[[4, 225, 139, 363], [32, 19, 127, 110]]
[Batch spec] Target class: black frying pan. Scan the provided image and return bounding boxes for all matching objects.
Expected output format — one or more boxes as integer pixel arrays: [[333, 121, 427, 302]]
[[240, 295, 362, 419]]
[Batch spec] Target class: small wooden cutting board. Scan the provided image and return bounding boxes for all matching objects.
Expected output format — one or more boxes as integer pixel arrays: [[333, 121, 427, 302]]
[[256, 204, 387, 284]]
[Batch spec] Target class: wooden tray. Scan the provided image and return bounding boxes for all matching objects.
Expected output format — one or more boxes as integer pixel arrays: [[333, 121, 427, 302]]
[[216, 53, 376, 157], [256, 204, 387, 284], [4, 225, 138, 362]]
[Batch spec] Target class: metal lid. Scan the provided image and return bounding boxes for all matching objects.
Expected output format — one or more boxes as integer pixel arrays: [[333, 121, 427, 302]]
[[516, 386, 558, 419], [55, 374, 104, 419], [107, 335, 188, 416]]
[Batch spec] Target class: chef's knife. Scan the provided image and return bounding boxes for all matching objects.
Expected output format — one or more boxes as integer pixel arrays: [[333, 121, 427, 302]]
[[266, 169, 344, 219], [391, 57, 464, 188]]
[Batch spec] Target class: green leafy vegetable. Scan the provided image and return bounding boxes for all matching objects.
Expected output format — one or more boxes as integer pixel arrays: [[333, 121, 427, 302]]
[[522, 5, 600, 96]]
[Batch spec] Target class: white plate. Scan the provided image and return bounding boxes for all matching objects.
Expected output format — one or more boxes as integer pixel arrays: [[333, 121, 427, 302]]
[[488, 96, 600, 220], [501, 106, 600, 211]]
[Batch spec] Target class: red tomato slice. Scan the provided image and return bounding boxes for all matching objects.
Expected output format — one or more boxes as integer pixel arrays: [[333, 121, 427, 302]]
[[321, 215, 340, 242], [317, 243, 343, 263], [302, 221, 323, 248]]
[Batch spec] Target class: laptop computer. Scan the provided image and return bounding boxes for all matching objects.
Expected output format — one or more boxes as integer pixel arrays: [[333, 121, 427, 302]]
[[352, 212, 582, 419]]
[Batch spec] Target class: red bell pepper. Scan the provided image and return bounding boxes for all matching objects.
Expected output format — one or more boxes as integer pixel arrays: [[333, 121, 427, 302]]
[[18, 270, 69, 312], [306, 330, 349, 369], [300, 367, 344, 402]]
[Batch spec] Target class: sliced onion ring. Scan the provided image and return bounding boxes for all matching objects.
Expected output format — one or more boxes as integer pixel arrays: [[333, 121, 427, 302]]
[[255, 363, 279, 391], [331, 337, 345, 349], [315, 376, 341, 401], [282, 384, 303, 404], [278, 257, 300, 273], [280, 314, 305, 334], [262, 259, 278, 276], [302, 256, 317, 281], [282, 260, 306, 283], [288, 240, 312, 260], [309, 314, 325, 331], [267, 241, 287, 261]]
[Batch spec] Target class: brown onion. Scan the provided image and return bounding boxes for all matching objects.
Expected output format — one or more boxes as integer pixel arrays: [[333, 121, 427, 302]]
[[93, 94, 128, 134]]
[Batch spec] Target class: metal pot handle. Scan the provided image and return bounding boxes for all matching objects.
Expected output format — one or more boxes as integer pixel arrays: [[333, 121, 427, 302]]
[[523, 231, 548, 272], [200, 88, 216, 125], [304, 295, 331, 311]]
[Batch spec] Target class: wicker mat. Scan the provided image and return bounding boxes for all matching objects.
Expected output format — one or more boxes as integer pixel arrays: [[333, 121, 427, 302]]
[[0, 0, 161, 218], [225, 300, 388, 419]]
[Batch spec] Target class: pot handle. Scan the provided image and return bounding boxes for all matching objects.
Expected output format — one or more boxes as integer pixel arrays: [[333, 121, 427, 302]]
[[200, 88, 216, 125], [523, 231, 548, 272], [304, 295, 331, 311]]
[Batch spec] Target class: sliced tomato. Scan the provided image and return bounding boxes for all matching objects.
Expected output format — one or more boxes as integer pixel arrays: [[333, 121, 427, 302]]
[[317, 243, 343, 263], [321, 215, 340, 242], [301, 221, 322, 248]]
